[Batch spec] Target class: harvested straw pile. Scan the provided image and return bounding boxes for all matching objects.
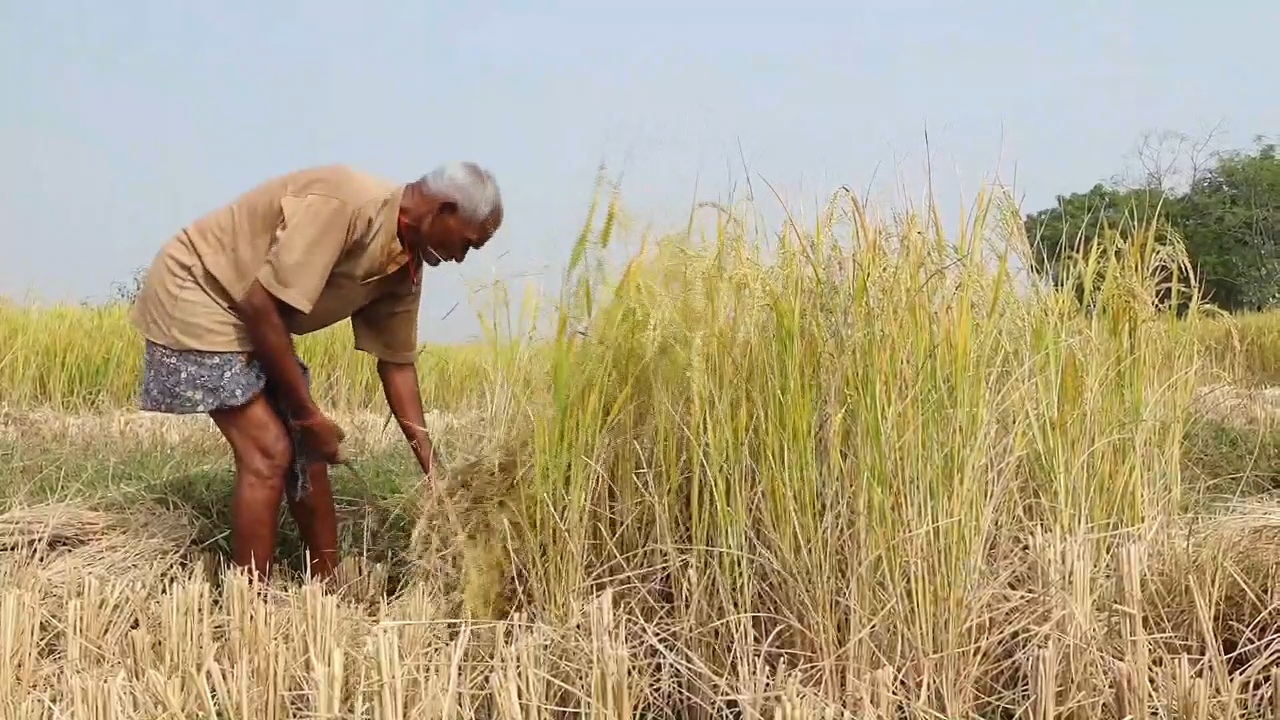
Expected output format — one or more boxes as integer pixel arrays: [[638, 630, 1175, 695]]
[[0, 501, 194, 556], [1192, 383, 1280, 428], [0, 501, 197, 593], [0, 503, 119, 552]]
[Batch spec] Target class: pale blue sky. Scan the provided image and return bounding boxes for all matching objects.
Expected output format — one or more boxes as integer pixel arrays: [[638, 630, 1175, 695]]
[[2, 1, 1276, 342]]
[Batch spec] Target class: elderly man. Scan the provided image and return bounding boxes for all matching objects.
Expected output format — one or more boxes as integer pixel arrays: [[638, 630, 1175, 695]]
[[130, 162, 503, 582]]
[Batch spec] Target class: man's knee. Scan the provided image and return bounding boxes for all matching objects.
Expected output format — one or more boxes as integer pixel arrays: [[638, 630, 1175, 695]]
[[240, 430, 293, 487], [214, 399, 295, 489]]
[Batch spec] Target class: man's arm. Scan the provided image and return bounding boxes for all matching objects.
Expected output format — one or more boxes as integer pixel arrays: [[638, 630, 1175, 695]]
[[208, 192, 350, 417], [235, 280, 316, 416], [352, 266, 429, 474], [377, 360, 436, 477], [352, 261, 430, 473]]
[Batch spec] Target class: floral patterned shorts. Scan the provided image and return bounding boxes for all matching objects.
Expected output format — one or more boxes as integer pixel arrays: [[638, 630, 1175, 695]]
[[138, 340, 315, 500]]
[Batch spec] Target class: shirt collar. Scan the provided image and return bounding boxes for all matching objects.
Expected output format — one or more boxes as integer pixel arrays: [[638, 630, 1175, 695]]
[[362, 185, 419, 285]]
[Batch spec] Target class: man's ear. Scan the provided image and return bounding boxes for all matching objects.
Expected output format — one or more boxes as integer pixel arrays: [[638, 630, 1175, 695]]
[[438, 200, 459, 215]]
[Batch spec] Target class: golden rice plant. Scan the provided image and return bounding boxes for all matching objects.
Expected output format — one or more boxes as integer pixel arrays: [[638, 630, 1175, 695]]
[[0, 299, 534, 413], [498, 179, 1256, 715], [7, 175, 1280, 716]]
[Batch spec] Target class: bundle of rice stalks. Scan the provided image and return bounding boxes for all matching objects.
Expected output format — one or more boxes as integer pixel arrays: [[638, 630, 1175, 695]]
[[0, 502, 119, 552], [407, 401, 528, 622], [0, 500, 197, 592]]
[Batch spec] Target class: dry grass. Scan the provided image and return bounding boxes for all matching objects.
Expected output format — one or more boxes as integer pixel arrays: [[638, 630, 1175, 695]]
[[7, 180, 1280, 716], [5, 500, 1280, 718], [1193, 384, 1280, 429], [0, 545, 823, 719]]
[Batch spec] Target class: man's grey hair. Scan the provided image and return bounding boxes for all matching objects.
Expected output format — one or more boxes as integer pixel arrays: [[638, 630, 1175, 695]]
[[415, 162, 502, 223]]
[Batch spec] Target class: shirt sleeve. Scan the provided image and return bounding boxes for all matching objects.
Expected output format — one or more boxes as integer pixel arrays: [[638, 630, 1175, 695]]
[[351, 277, 423, 364], [255, 194, 353, 314]]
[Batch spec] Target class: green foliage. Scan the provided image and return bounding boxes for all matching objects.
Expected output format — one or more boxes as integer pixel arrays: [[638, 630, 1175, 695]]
[[1024, 183, 1172, 309], [1174, 141, 1280, 310], [1025, 136, 1280, 313], [1024, 183, 1167, 283]]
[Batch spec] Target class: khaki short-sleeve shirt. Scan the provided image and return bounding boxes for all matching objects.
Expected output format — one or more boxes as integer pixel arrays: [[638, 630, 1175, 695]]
[[130, 165, 422, 364]]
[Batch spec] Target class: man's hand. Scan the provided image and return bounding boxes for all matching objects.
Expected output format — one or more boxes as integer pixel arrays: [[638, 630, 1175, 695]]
[[295, 410, 346, 464], [376, 359, 436, 478], [236, 279, 345, 464]]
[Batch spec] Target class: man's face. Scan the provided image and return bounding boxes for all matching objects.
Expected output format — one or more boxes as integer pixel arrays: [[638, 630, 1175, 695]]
[[409, 203, 502, 267]]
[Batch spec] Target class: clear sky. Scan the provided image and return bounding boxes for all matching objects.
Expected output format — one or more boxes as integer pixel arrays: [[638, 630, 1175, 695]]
[[2, 1, 1276, 342]]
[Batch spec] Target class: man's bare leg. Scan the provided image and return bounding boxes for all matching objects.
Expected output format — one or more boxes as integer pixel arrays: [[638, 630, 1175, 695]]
[[287, 461, 340, 582], [209, 395, 292, 584]]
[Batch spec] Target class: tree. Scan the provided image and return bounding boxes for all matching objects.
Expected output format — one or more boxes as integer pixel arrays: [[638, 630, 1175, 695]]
[[1174, 140, 1280, 310], [1024, 133, 1280, 313], [1023, 182, 1168, 289], [1112, 125, 1226, 195]]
